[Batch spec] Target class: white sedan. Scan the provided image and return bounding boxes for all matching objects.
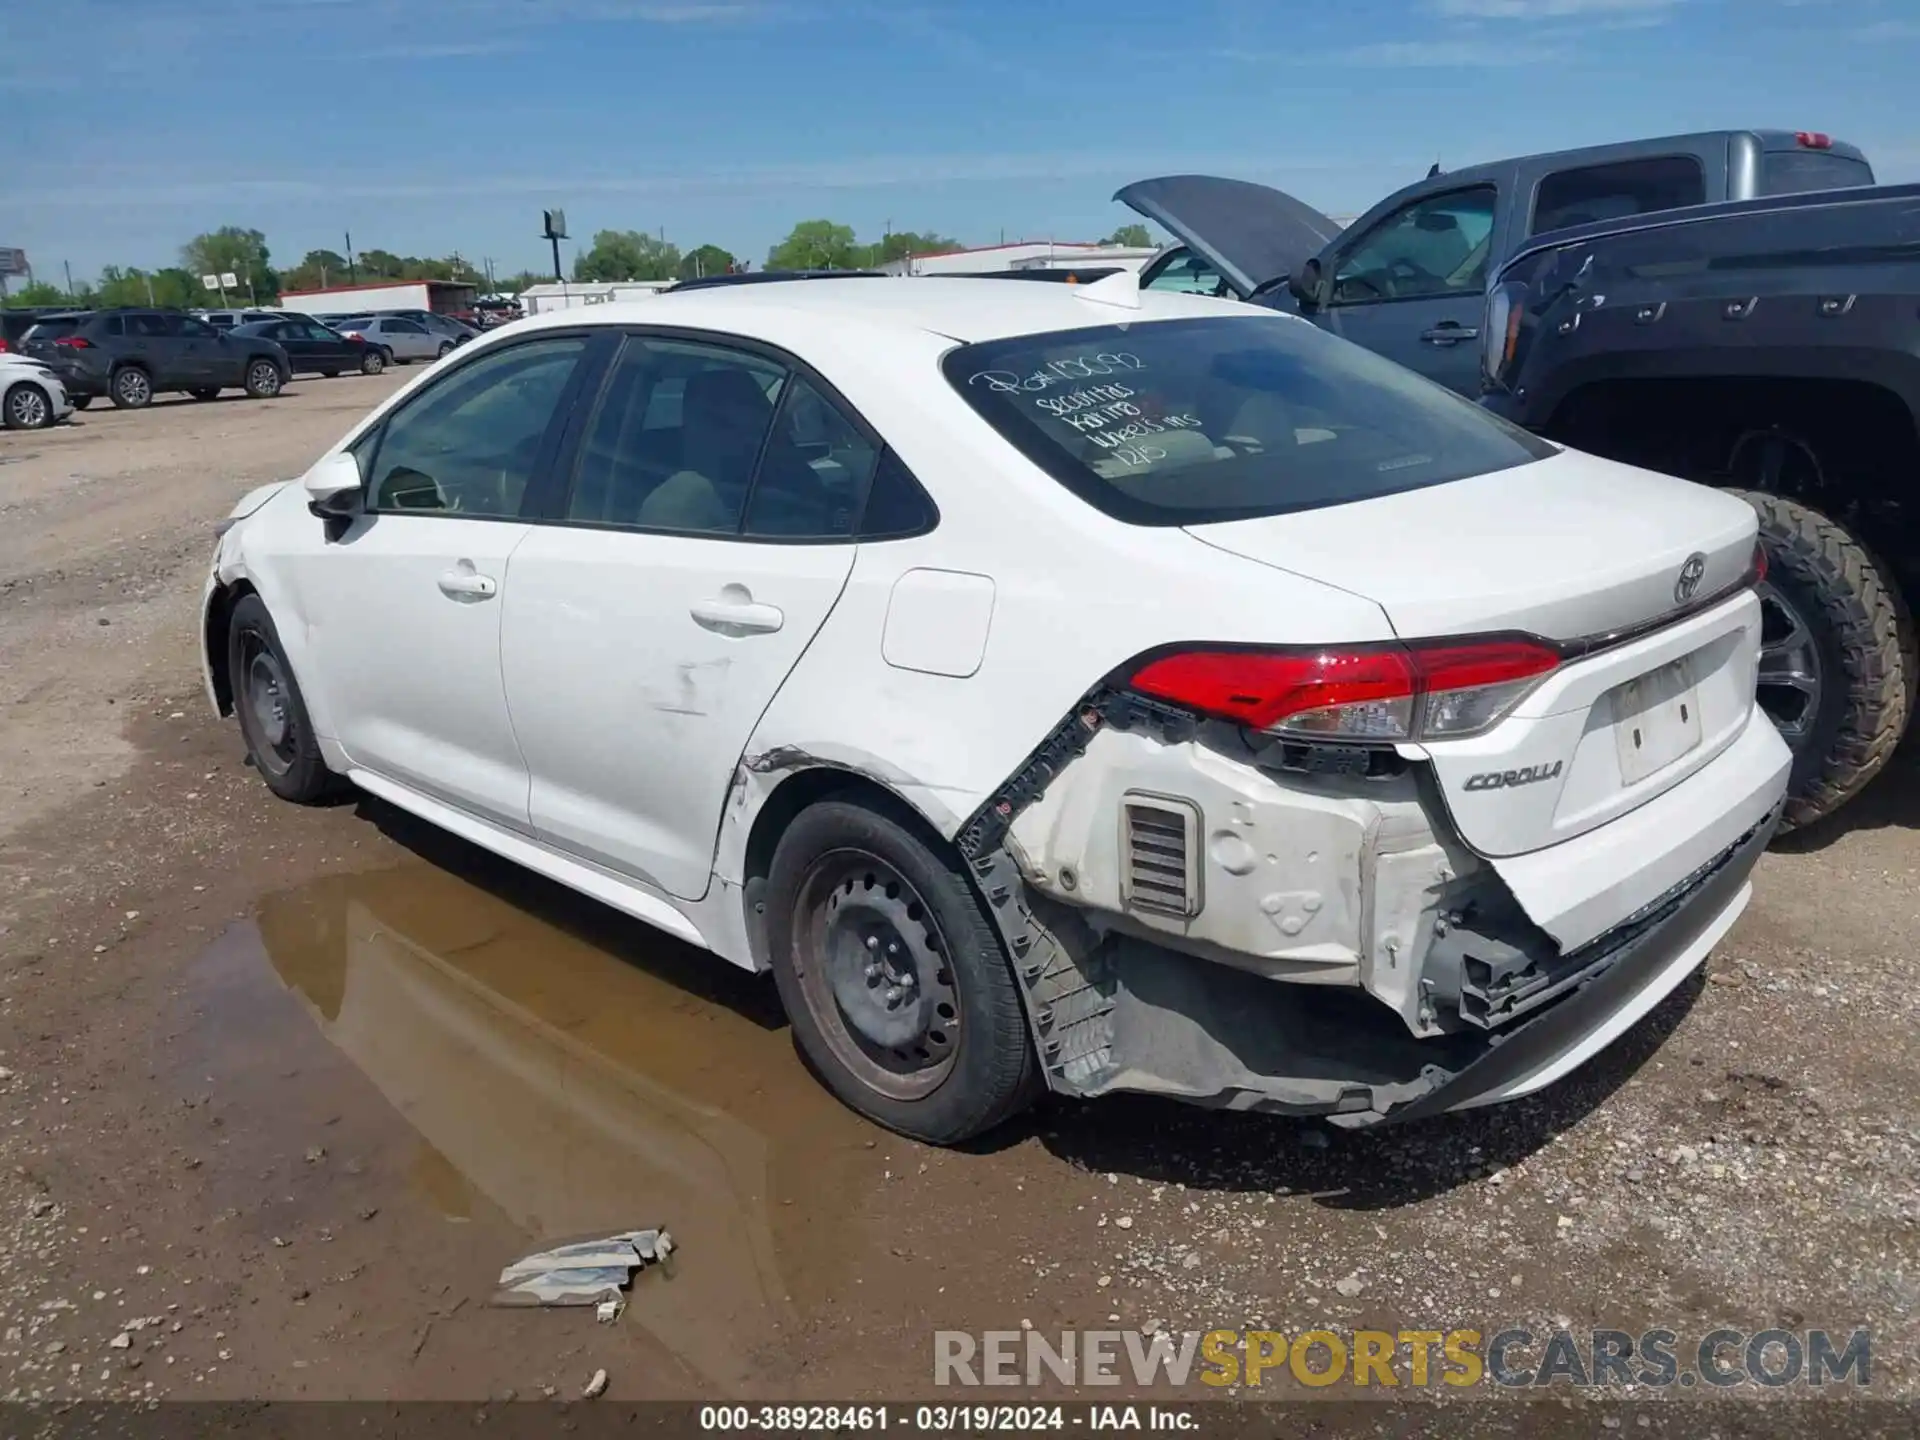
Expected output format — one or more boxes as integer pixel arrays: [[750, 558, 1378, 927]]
[[200, 274, 1789, 1143], [1, 350, 73, 429]]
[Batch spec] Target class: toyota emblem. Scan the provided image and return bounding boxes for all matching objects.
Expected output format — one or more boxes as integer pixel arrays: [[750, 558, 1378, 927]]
[[1674, 552, 1708, 605]]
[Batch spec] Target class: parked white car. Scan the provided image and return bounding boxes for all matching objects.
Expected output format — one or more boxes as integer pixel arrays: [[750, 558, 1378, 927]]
[[1, 351, 73, 429], [199, 275, 1789, 1143], [330, 315, 453, 365]]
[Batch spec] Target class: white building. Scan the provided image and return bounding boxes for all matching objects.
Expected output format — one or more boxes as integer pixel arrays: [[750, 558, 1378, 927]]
[[518, 280, 674, 317], [879, 241, 1161, 277]]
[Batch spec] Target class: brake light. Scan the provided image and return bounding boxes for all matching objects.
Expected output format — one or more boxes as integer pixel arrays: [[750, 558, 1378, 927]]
[[1752, 541, 1768, 586], [0, 338, 9, 353], [53, 335, 92, 349], [1795, 131, 1832, 150], [1129, 638, 1561, 742]]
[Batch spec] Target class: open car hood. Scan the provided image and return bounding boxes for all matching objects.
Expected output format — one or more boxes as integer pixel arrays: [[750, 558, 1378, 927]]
[[1116, 175, 1342, 297]]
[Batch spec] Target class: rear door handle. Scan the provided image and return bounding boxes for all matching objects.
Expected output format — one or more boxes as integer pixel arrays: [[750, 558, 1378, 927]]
[[1420, 325, 1479, 345], [437, 568, 498, 601], [691, 595, 784, 636]]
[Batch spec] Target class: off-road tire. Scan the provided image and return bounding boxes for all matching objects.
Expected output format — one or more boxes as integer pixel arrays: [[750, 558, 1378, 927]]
[[765, 798, 1038, 1144], [226, 593, 340, 804], [2, 381, 54, 429], [109, 366, 152, 409], [1730, 488, 1914, 829]]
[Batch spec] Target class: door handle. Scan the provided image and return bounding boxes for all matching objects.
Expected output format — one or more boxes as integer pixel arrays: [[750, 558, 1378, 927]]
[[437, 568, 498, 601], [1420, 324, 1479, 346], [691, 595, 784, 636]]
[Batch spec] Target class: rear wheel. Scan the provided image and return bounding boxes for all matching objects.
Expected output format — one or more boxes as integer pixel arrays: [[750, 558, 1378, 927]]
[[70, 395, 92, 411], [110, 367, 152, 409], [1730, 487, 1914, 829], [765, 798, 1037, 1144], [226, 593, 339, 804], [360, 350, 385, 376], [243, 360, 282, 398], [3, 381, 54, 429]]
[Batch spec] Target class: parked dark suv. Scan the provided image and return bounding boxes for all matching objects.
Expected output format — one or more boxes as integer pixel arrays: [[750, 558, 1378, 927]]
[[21, 309, 291, 409]]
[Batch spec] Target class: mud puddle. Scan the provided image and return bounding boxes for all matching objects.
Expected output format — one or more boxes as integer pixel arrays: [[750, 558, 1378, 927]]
[[170, 855, 890, 1390]]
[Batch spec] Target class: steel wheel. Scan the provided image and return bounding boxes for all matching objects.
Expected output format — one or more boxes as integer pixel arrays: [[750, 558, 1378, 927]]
[[4, 383, 50, 429], [791, 849, 962, 1101], [1756, 578, 1824, 749], [239, 632, 299, 778]]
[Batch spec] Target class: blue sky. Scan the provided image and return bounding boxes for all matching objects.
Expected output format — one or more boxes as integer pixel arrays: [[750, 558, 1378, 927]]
[[6, 0, 1918, 284]]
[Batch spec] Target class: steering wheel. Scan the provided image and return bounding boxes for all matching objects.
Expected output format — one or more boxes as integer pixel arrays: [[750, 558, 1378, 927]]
[[1388, 256, 1441, 290]]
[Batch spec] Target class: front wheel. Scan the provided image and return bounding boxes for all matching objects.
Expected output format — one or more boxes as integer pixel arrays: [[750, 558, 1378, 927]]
[[226, 593, 339, 804], [1730, 488, 1915, 829], [3, 381, 54, 429], [435, 341, 453, 359], [243, 360, 283, 398], [765, 798, 1037, 1144], [360, 350, 386, 376], [70, 395, 92, 410]]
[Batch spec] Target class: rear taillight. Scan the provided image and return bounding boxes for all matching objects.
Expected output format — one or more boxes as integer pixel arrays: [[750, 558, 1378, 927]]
[[0, 338, 10, 353], [1795, 131, 1833, 150], [1752, 541, 1769, 586], [1128, 638, 1561, 743], [53, 335, 92, 349], [1481, 281, 1526, 390]]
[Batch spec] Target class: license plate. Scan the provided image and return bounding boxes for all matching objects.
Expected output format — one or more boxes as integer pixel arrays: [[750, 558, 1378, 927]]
[[1614, 656, 1702, 786]]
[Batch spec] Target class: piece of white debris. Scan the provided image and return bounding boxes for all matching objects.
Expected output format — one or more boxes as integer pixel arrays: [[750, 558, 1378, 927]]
[[1334, 1273, 1365, 1298], [0, 1067, 14, 1082], [136, 1266, 151, 1277], [492, 1228, 673, 1308], [595, 1297, 624, 1325], [1096, 1275, 1113, 1288], [109, 1334, 131, 1350], [1556, 1215, 1575, 1230], [1115, 1216, 1134, 1230], [583, 1368, 609, 1399]]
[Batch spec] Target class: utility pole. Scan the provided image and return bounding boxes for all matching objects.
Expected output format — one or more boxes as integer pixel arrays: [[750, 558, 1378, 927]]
[[143, 273, 154, 305], [345, 231, 357, 285], [63, 260, 74, 296]]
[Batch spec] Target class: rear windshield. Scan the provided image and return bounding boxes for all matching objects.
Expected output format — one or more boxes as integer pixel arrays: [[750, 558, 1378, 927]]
[[22, 316, 86, 341], [942, 315, 1555, 526], [1761, 150, 1875, 195]]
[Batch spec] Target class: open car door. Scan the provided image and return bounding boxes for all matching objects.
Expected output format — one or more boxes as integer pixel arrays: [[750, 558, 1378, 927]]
[[1116, 175, 1342, 299]]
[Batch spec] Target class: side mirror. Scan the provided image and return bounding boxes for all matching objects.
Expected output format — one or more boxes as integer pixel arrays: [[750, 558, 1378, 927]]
[[1288, 258, 1323, 308], [303, 450, 363, 522]]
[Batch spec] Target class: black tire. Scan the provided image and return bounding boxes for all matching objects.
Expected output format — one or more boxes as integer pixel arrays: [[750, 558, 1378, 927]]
[[70, 395, 92, 411], [2, 381, 55, 430], [321, 369, 339, 379], [435, 341, 453, 359], [109, 366, 152, 409], [765, 798, 1037, 1144], [1730, 488, 1914, 829], [360, 350, 385, 376], [243, 359, 283, 399], [226, 593, 339, 804], [188, 387, 221, 402]]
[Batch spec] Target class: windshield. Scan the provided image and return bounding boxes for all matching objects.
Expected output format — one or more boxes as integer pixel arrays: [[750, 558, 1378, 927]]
[[942, 315, 1555, 526]]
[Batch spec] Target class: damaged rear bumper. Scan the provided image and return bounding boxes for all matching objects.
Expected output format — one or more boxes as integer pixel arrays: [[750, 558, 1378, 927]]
[[977, 798, 1777, 1127]]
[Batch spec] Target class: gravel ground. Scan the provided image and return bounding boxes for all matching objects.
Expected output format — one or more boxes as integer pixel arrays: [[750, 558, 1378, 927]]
[[1, 382, 1916, 1408]]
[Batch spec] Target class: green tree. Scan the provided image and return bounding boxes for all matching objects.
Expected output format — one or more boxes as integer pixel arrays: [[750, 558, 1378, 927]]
[[679, 244, 737, 280], [1102, 224, 1153, 247], [767, 219, 862, 271], [574, 229, 680, 282], [2, 280, 72, 308], [357, 248, 405, 279], [181, 226, 276, 301], [870, 230, 958, 265], [280, 248, 350, 291]]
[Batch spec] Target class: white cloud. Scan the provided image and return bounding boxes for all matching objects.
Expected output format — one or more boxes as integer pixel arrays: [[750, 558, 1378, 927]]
[[1337, 38, 1567, 65]]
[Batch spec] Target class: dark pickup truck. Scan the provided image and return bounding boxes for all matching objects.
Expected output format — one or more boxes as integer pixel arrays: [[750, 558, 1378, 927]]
[[1118, 128, 1913, 829]]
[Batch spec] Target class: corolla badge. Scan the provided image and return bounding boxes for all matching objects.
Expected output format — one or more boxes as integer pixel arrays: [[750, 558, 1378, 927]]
[[1674, 552, 1707, 605]]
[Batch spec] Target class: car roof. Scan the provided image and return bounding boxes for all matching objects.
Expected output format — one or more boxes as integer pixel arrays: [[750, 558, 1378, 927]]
[[512, 275, 1247, 345]]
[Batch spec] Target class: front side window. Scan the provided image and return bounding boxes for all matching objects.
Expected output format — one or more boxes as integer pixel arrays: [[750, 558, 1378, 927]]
[[366, 336, 586, 517], [567, 338, 786, 533], [944, 315, 1554, 526], [127, 313, 171, 338], [179, 317, 219, 339], [1144, 247, 1230, 297], [1331, 187, 1496, 305], [1531, 155, 1706, 234]]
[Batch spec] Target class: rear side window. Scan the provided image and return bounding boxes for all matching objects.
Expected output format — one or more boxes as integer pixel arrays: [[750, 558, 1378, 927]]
[[944, 315, 1555, 526], [1761, 150, 1875, 195], [1531, 155, 1706, 234], [25, 317, 86, 341], [127, 314, 172, 338]]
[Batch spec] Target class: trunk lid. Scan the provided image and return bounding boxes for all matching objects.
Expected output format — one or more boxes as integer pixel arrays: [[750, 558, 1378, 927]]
[[1188, 449, 1764, 858], [1115, 176, 1343, 298]]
